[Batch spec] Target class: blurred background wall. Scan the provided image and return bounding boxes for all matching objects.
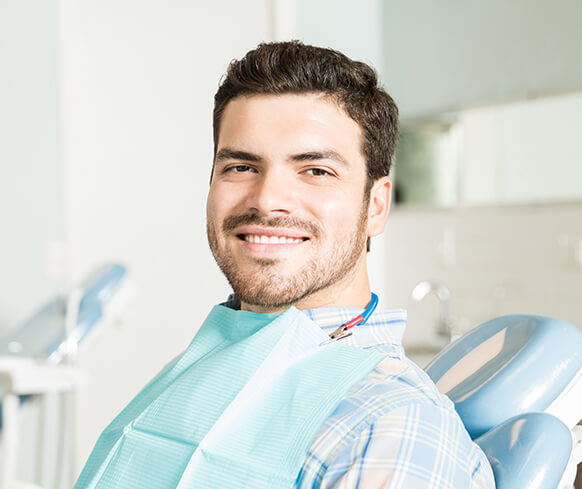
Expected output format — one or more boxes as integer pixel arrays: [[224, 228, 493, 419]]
[[1, 0, 581, 486]]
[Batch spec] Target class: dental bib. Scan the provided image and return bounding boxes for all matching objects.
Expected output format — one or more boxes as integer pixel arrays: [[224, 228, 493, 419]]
[[75, 305, 385, 489]]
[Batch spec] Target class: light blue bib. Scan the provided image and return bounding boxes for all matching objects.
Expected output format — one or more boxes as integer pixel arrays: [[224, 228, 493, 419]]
[[75, 305, 385, 489]]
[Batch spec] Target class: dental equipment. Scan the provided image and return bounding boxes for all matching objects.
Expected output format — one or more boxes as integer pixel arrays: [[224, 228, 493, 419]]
[[0, 264, 130, 363], [425, 315, 582, 489], [0, 263, 132, 489]]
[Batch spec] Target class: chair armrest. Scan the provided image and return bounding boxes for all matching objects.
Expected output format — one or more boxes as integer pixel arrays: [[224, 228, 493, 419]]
[[475, 412, 572, 489]]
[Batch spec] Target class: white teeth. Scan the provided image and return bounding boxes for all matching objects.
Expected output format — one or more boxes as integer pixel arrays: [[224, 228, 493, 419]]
[[244, 235, 303, 244]]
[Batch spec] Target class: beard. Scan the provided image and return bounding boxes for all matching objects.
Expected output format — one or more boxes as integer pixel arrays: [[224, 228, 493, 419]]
[[207, 202, 369, 310]]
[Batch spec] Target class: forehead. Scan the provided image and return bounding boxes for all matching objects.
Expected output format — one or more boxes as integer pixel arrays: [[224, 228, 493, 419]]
[[217, 93, 363, 156]]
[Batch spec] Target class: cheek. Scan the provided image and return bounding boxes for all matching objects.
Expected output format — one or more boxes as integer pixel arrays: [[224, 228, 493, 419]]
[[208, 183, 234, 214], [308, 189, 364, 230], [206, 190, 217, 223], [206, 187, 228, 233], [317, 198, 341, 217]]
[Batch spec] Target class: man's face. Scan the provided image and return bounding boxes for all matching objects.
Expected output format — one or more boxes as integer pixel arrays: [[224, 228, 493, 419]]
[[207, 93, 374, 312]]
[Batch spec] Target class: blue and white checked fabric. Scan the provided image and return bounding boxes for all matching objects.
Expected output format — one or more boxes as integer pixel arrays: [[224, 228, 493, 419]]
[[294, 306, 495, 489]]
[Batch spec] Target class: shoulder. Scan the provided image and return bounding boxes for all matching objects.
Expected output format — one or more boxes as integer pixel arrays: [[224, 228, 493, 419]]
[[309, 355, 457, 455], [342, 352, 458, 417], [297, 356, 494, 488]]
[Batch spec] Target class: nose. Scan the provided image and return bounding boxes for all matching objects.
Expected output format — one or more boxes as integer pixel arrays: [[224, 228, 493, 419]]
[[246, 167, 297, 215]]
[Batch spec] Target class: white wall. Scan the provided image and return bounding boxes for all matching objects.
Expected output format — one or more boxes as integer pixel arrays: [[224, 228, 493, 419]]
[[0, 0, 65, 335], [55, 0, 270, 475], [383, 1, 582, 119], [297, 0, 384, 74]]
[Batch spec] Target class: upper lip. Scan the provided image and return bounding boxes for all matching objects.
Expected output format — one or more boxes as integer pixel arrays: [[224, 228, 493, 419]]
[[234, 226, 309, 240]]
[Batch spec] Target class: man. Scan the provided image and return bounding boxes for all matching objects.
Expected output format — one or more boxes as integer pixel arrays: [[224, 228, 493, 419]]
[[75, 42, 494, 488]]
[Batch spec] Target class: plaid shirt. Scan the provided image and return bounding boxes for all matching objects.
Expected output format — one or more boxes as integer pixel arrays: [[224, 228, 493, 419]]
[[223, 298, 494, 488], [298, 306, 495, 489]]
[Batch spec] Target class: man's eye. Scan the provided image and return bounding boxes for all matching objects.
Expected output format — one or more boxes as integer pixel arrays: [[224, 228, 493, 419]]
[[304, 168, 332, 177], [226, 164, 256, 173]]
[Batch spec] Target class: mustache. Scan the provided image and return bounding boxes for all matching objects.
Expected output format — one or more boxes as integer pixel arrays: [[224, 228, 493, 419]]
[[222, 213, 321, 237]]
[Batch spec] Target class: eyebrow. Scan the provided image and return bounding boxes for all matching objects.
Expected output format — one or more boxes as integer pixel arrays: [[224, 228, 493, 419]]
[[214, 148, 263, 163], [290, 150, 349, 167]]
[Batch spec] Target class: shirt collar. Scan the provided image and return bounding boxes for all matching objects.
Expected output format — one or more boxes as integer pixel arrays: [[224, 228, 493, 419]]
[[222, 294, 407, 350], [302, 306, 407, 349]]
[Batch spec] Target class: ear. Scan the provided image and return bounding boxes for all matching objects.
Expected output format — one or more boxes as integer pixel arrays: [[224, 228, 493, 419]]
[[366, 176, 392, 238]]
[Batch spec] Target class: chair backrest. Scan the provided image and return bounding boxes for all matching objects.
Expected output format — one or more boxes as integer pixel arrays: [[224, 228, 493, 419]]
[[424, 315, 582, 489]]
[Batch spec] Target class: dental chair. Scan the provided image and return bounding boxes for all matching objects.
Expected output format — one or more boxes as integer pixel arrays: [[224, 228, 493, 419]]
[[0, 264, 132, 489], [425, 315, 582, 489]]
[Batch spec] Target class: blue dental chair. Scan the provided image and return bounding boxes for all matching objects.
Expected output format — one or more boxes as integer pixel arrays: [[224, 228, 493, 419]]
[[0, 263, 131, 489], [0, 263, 129, 363], [425, 315, 582, 489]]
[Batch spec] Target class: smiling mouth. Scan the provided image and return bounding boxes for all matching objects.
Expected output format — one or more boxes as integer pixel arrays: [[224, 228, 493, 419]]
[[237, 234, 308, 244]]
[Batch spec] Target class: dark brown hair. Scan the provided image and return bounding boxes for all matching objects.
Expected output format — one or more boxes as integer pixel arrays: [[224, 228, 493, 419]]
[[212, 41, 399, 189]]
